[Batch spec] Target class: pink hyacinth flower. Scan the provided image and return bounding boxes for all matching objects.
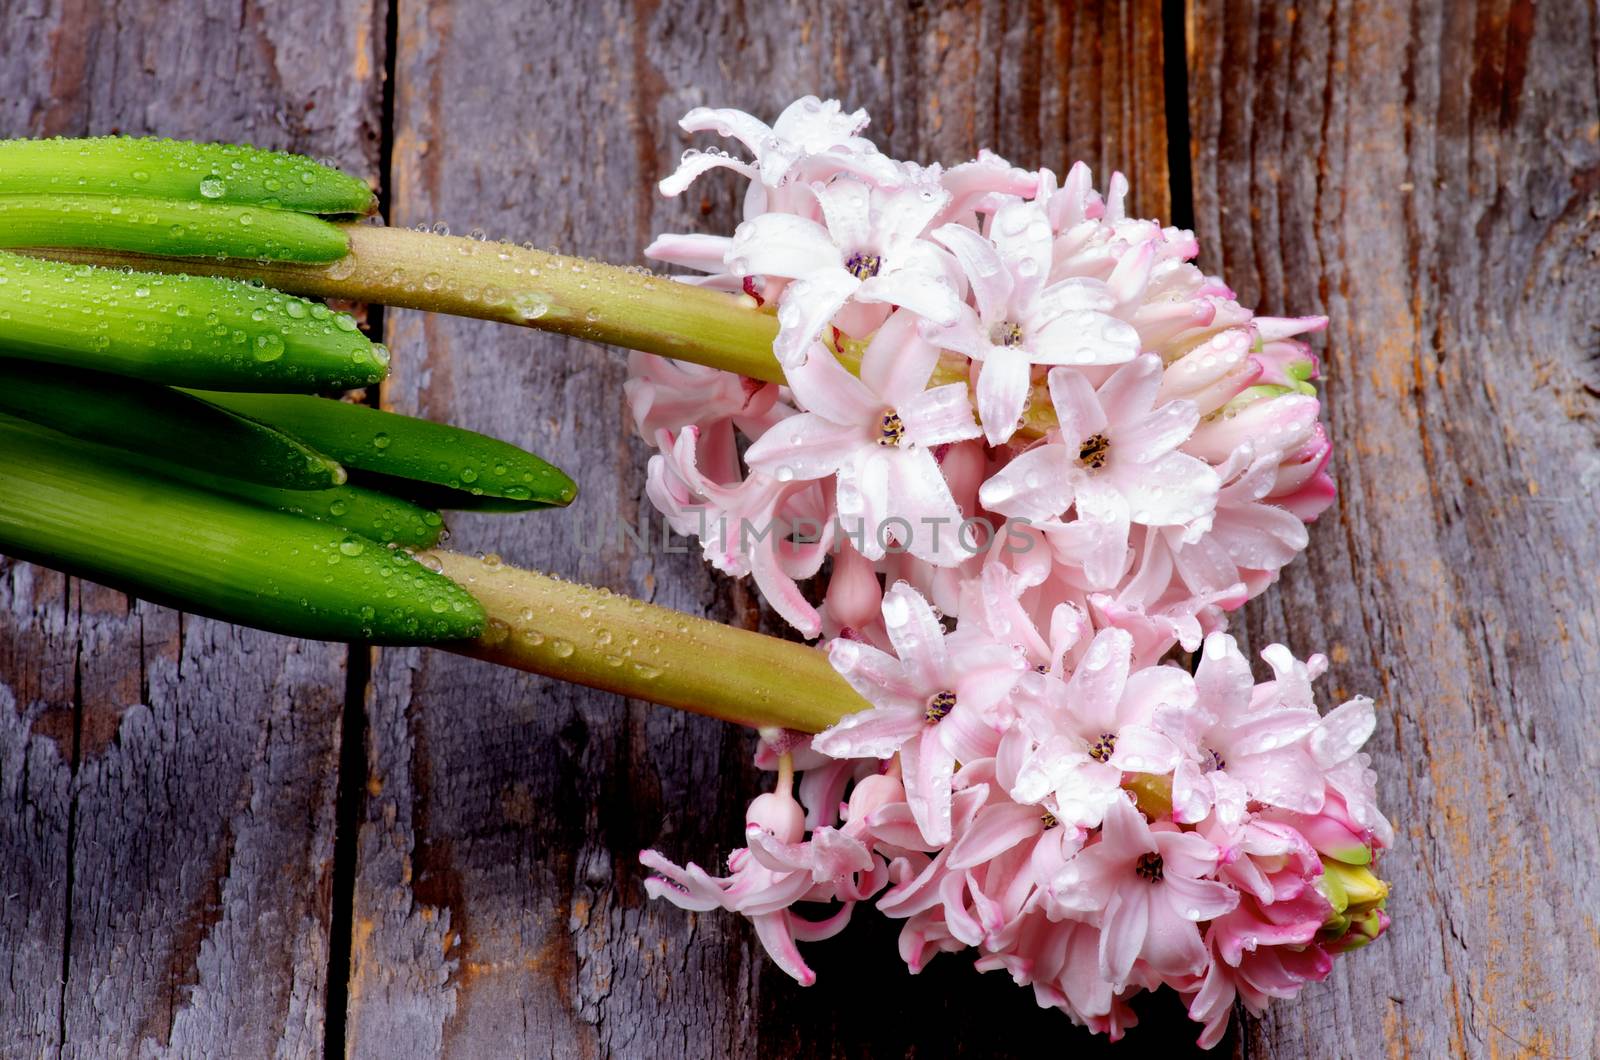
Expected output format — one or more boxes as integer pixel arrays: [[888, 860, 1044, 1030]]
[[929, 198, 1140, 444], [728, 172, 963, 365], [980, 356, 1219, 587], [744, 314, 982, 567], [814, 582, 1024, 845], [1047, 795, 1239, 987]]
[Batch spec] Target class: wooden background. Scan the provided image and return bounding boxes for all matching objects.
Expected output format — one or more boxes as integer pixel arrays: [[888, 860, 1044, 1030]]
[[2, 0, 1598, 1056]]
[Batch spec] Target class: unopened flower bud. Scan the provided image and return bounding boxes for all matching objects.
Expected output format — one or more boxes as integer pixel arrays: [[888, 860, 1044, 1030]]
[[1186, 392, 1321, 463], [825, 544, 883, 630], [1251, 338, 1320, 394], [746, 792, 806, 844], [1324, 861, 1389, 909], [846, 772, 904, 822], [1291, 812, 1372, 866], [1318, 857, 1389, 953]]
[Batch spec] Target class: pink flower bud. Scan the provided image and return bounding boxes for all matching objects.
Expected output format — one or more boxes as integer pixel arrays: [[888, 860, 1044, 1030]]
[[846, 772, 905, 822], [938, 440, 988, 514], [1185, 393, 1321, 464], [824, 544, 883, 630], [746, 792, 806, 844], [1252, 339, 1321, 392]]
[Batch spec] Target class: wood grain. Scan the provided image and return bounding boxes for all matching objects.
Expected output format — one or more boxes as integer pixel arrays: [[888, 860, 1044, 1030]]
[[1188, 0, 1600, 1056], [0, 1, 386, 1056], [4, 0, 1598, 1056]]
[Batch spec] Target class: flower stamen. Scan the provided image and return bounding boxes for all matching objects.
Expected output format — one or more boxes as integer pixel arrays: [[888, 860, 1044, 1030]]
[[877, 410, 906, 447], [1077, 432, 1110, 471], [924, 689, 956, 724], [990, 320, 1025, 347], [844, 251, 882, 280], [1088, 732, 1116, 763], [1135, 852, 1164, 882]]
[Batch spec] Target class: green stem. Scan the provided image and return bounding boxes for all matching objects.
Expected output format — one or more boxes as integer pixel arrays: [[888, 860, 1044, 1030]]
[[26, 225, 1062, 436], [430, 551, 867, 733], [25, 223, 786, 383]]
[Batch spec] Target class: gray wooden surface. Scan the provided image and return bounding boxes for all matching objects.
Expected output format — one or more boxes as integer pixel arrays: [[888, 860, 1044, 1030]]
[[2, 0, 1597, 1057]]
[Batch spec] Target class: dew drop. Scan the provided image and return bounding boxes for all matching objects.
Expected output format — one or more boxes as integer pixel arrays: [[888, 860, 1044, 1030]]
[[253, 333, 285, 362], [514, 293, 549, 321]]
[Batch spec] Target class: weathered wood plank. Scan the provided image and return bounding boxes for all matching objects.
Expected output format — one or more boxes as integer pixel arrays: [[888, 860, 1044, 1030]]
[[348, 1, 1216, 1056], [1188, 0, 1600, 1056], [0, 1, 387, 1056]]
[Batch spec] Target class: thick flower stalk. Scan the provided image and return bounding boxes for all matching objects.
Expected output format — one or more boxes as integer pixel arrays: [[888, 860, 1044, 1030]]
[[630, 98, 1387, 1047]]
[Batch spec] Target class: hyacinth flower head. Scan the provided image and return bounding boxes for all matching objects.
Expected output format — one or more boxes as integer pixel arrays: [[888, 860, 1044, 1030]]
[[631, 97, 1388, 1047]]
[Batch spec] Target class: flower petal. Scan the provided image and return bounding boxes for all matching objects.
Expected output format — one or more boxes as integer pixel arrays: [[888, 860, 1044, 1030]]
[[1140, 895, 1208, 976], [886, 447, 970, 567], [783, 345, 881, 425], [1066, 628, 1134, 732], [979, 444, 1074, 522], [1154, 829, 1222, 879], [931, 221, 1015, 323], [834, 448, 892, 560], [975, 347, 1033, 445], [901, 727, 957, 846], [1047, 367, 1108, 444], [1095, 354, 1163, 425], [680, 104, 776, 153], [729, 213, 841, 278], [881, 580, 950, 688], [643, 232, 737, 272], [744, 412, 864, 480], [1062, 481, 1133, 588], [815, 177, 874, 250], [811, 703, 925, 760], [861, 307, 941, 403], [857, 268, 961, 327], [1163, 873, 1241, 922], [1310, 697, 1377, 768], [899, 383, 983, 448], [1117, 400, 1199, 463], [948, 802, 1045, 869], [752, 912, 818, 986], [988, 200, 1054, 302], [1027, 309, 1142, 366], [1116, 451, 1219, 528], [1096, 789, 1154, 861], [659, 150, 758, 197], [773, 271, 858, 367], [1098, 887, 1149, 986], [825, 634, 920, 702]]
